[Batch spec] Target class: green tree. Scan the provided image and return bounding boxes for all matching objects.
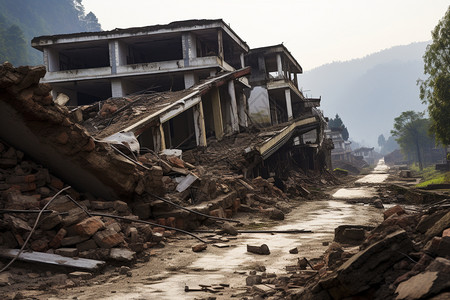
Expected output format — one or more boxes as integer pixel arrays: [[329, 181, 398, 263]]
[[328, 114, 349, 141], [378, 134, 386, 148], [419, 6, 450, 145], [391, 111, 434, 170]]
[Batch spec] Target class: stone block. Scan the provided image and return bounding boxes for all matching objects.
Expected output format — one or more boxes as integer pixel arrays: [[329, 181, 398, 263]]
[[74, 216, 105, 236], [93, 229, 124, 248], [383, 205, 405, 220], [68, 271, 92, 280], [62, 208, 86, 227], [247, 244, 270, 255], [246, 275, 262, 286], [5, 215, 31, 232], [39, 211, 62, 230], [192, 243, 207, 252], [113, 200, 129, 213], [425, 211, 450, 241], [110, 248, 136, 262], [30, 239, 48, 252]]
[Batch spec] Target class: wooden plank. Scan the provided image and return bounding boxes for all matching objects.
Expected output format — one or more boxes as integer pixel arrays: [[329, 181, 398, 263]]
[[0, 249, 105, 270]]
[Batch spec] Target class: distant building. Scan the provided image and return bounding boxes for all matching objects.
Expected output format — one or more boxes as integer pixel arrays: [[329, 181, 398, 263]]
[[353, 147, 375, 165], [326, 128, 352, 164]]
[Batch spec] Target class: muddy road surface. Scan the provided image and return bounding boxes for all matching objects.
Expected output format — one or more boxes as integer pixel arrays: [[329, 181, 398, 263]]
[[44, 160, 389, 300]]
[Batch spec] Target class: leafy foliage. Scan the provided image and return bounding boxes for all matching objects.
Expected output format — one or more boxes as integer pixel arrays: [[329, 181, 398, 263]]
[[391, 111, 435, 170], [419, 6, 450, 145], [0, 0, 101, 66], [328, 114, 349, 141]]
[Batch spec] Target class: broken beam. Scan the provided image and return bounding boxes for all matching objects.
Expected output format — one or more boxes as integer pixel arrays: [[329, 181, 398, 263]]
[[0, 249, 105, 271]]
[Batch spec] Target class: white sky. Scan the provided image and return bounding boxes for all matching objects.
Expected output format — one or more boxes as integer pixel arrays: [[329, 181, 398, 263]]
[[83, 0, 448, 70]]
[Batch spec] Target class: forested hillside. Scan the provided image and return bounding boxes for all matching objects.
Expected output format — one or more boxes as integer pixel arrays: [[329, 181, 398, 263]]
[[0, 0, 101, 66], [301, 42, 429, 147]]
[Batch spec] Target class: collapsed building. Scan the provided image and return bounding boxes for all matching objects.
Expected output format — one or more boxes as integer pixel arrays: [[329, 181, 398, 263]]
[[0, 19, 333, 266]]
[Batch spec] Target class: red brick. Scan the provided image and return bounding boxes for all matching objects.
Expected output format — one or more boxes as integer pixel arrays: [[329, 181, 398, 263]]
[[442, 228, 450, 237], [49, 228, 67, 248], [74, 216, 105, 236], [166, 217, 176, 228], [384, 205, 405, 220], [31, 239, 48, 252], [50, 178, 64, 190], [232, 198, 241, 213], [93, 229, 124, 248], [156, 218, 166, 226]]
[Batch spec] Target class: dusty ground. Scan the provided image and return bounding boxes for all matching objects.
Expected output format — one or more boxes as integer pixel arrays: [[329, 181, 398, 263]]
[[1, 161, 396, 300]]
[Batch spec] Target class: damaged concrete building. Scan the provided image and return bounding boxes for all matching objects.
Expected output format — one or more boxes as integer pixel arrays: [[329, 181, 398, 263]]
[[29, 19, 331, 181]]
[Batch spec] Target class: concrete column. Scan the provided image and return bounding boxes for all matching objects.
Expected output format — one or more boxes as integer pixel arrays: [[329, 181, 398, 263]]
[[211, 87, 224, 140], [111, 78, 124, 97], [228, 81, 239, 133], [108, 41, 117, 74], [238, 93, 248, 127], [159, 124, 166, 151], [182, 32, 197, 67], [276, 53, 283, 78], [285, 89, 293, 120], [217, 29, 224, 60], [184, 72, 197, 88], [240, 53, 245, 68], [193, 103, 207, 147], [117, 40, 128, 66], [294, 73, 298, 88], [47, 48, 60, 72]]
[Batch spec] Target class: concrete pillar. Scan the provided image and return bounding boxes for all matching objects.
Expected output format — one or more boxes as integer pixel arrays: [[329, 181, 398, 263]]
[[238, 93, 248, 127], [240, 53, 245, 68], [217, 29, 224, 60], [294, 73, 298, 88], [117, 40, 128, 66], [276, 53, 283, 78], [193, 103, 207, 147], [182, 32, 197, 67], [108, 41, 118, 74], [46, 48, 60, 72], [211, 87, 224, 140], [285, 89, 293, 120], [184, 72, 197, 88], [111, 78, 124, 97], [228, 81, 239, 133]]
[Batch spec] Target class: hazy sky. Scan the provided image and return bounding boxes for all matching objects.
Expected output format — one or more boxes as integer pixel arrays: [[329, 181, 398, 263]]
[[83, 0, 448, 70]]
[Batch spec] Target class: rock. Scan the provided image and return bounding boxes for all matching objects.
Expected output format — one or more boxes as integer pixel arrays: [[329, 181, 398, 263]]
[[268, 208, 285, 220], [61, 208, 86, 227], [384, 205, 405, 220], [110, 248, 136, 262], [74, 216, 105, 237], [5, 215, 31, 232], [373, 199, 384, 209], [289, 247, 299, 254], [39, 211, 62, 230], [31, 239, 48, 252], [425, 211, 450, 241], [321, 230, 413, 299], [395, 262, 450, 300], [68, 271, 92, 280], [93, 229, 124, 248], [113, 200, 129, 213], [334, 225, 372, 244], [192, 243, 207, 252], [221, 222, 238, 236], [0, 272, 11, 287], [246, 275, 262, 286], [247, 244, 270, 255], [119, 266, 131, 275], [416, 210, 447, 234]]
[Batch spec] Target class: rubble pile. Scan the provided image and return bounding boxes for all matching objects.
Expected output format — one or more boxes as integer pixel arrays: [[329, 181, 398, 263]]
[[241, 204, 450, 299], [0, 142, 170, 263]]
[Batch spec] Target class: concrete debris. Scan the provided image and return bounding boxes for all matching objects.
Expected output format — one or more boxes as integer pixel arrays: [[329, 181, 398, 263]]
[[247, 244, 270, 255]]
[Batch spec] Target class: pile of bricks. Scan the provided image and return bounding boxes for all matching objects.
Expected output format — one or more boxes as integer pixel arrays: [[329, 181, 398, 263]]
[[0, 142, 168, 262]]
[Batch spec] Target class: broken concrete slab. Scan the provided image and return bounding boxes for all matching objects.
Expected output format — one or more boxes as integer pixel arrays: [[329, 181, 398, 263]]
[[109, 248, 136, 262]]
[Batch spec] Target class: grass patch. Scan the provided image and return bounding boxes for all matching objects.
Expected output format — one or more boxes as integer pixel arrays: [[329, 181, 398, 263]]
[[413, 164, 450, 187]]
